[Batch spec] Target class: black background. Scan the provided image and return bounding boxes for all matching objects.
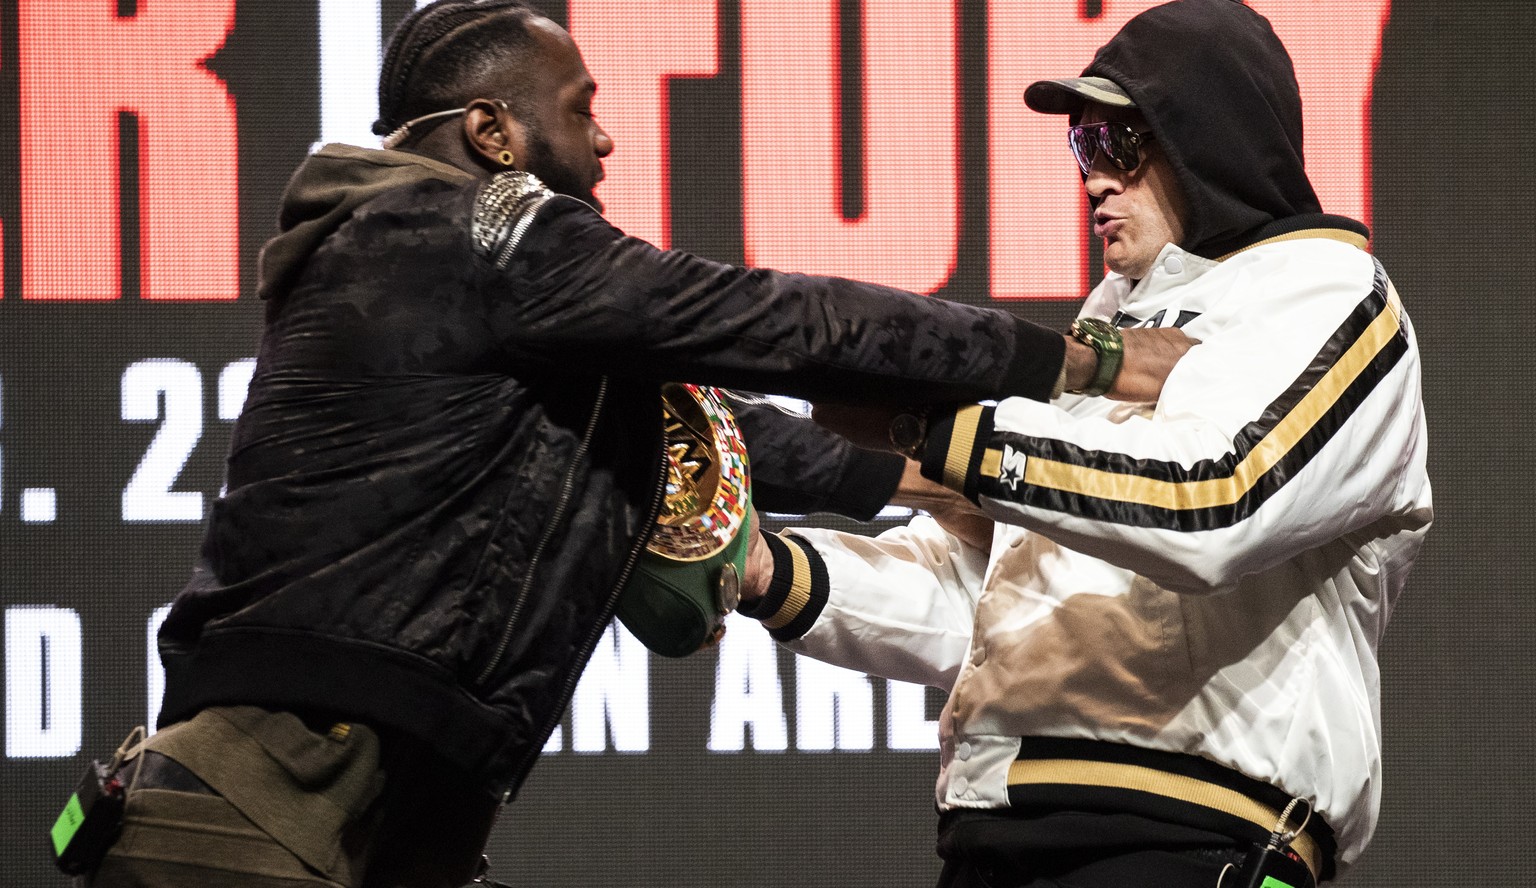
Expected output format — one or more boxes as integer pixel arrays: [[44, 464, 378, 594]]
[[2, 1, 1533, 885]]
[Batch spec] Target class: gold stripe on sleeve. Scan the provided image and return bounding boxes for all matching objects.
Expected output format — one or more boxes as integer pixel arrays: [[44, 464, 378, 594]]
[[761, 535, 813, 631], [943, 405, 986, 492], [980, 448, 1003, 480], [1386, 280, 1404, 320], [1016, 303, 1400, 510]]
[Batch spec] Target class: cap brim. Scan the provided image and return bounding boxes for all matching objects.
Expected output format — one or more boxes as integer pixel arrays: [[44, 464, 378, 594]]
[[1024, 76, 1135, 114]]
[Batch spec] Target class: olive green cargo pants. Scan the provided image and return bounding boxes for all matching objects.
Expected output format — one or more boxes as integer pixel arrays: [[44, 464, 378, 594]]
[[85, 706, 498, 888]]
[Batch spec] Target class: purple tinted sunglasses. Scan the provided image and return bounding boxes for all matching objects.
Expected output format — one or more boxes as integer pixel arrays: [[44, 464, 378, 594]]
[[1068, 121, 1156, 176]]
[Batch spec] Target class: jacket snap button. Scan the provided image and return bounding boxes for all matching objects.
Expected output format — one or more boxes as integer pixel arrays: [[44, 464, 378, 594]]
[[1164, 255, 1184, 275], [956, 741, 973, 760]]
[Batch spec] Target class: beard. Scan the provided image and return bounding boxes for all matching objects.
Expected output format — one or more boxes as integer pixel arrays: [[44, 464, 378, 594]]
[[520, 129, 602, 213]]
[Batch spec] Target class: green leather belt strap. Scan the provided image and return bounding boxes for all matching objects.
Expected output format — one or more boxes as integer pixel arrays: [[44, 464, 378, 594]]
[[617, 384, 752, 658]]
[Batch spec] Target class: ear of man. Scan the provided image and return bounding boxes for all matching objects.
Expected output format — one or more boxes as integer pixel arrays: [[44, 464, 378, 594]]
[[463, 98, 529, 172]]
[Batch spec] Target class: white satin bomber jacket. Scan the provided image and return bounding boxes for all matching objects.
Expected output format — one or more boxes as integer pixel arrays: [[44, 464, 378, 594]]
[[742, 230, 1433, 877]]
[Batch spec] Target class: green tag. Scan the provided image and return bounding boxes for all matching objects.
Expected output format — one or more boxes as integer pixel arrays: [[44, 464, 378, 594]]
[[1260, 877, 1299, 888], [50, 792, 85, 856]]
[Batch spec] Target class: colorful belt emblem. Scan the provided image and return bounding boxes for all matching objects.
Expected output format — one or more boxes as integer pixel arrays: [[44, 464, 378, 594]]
[[647, 383, 751, 563]]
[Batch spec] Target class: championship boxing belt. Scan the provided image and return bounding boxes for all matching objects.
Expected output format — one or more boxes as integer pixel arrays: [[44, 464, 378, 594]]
[[616, 383, 751, 658]]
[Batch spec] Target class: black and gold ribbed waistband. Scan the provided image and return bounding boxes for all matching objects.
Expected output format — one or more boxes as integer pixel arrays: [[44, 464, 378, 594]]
[[1006, 738, 1335, 883]]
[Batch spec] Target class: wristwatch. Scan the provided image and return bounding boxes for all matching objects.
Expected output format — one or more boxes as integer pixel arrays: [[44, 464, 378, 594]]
[[1068, 317, 1125, 397], [888, 410, 929, 460]]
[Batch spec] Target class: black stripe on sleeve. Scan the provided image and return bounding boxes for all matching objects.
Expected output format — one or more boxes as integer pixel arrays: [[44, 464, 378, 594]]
[[919, 404, 996, 504], [977, 262, 1408, 531], [736, 532, 830, 641]]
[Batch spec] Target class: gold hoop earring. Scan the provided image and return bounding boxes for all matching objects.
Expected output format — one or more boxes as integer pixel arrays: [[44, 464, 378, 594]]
[[497, 149, 515, 167]]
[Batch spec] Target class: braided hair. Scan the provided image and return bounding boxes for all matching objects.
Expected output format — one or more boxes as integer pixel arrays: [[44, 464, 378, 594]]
[[373, 0, 542, 143]]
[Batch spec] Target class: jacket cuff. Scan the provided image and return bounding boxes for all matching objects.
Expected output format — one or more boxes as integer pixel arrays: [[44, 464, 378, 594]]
[[827, 448, 905, 520], [737, 532, 829, 641], [918, 403, 996, 503], [1003, 318, 1069, 401]]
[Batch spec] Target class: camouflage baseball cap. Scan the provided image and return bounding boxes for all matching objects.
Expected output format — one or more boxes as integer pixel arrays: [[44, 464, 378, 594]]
[[1024, 76, 1135, 114]]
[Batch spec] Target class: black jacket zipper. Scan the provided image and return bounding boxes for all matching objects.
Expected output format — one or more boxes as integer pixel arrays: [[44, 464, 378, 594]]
[[502, 407, 669, 798], [474, 376, 610, 687]]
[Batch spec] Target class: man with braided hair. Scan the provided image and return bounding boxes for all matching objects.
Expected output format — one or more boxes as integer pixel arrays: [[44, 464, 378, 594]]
[[76, 3, 1190, 886], [372, 0, 605, 209]]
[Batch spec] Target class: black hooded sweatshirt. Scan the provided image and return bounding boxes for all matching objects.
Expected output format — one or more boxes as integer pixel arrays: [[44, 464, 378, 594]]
[[1082, 0, 1367, 257]]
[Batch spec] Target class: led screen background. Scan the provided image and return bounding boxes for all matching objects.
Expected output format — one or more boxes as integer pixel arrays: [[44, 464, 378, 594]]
[[1, 1, 1531, 885]]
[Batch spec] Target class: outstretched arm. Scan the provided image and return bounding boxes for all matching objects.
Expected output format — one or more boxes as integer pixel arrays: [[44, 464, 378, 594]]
[[475, 182, 1066, 405]]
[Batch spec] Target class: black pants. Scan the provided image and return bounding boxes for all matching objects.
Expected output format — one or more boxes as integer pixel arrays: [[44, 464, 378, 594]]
[[936, 809, 1250, 888]]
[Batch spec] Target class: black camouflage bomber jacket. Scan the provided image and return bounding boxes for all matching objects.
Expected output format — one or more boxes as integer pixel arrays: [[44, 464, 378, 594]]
[[156, 144, 1066, 800]]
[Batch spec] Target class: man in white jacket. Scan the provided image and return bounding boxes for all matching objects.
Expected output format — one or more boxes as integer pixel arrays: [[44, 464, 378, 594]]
[[738, 2, 1432, 886]]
